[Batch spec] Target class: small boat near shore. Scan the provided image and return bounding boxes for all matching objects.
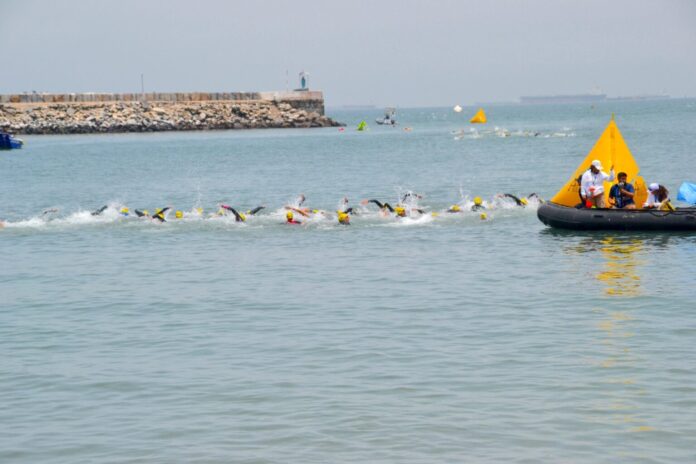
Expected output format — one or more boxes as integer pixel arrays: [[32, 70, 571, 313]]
[[0, 131, 23, 150], [375, 108, 397, 126], [538, 116, 696, 232]]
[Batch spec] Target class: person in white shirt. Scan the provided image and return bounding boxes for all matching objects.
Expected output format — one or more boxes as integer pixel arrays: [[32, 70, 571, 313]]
[[643, 183, 671, 210], [580, 160, 615, 208]]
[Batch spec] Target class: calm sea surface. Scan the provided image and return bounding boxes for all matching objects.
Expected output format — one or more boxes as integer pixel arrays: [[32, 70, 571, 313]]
[[1, 100, 695, 463]]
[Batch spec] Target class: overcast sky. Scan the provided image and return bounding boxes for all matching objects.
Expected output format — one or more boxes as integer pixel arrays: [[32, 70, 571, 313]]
[[1, 0, 694, 107]]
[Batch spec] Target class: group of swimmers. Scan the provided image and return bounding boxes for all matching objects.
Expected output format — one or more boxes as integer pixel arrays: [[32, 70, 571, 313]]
[[579, 160, 673, 210], [0, 192, 540, 228], [282, 192, 539, 225]]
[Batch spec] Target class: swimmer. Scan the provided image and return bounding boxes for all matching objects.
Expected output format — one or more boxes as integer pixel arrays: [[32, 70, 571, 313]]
[[337, 197, 356, 216], [499, 193, 529, 207], [220, 204, 265, 222], [527, 192, 544, 203], [337, 210, 350, 225], [285, 194, 311, 216], [471, 196, 485, 212], [91, 205, 108, 216], [175, 210, 184, 219], [42, 208, 59, 216], [284, 205, 311, 218], [286, 210, 302, 225], [135, 207, 170, 222], [119, 207, 130, 216], [361, 199, 395, 217], [401, 191, 423, 203]]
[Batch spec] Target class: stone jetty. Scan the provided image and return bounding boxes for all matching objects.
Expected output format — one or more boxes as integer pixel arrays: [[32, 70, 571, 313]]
[[0, 91, 342, 134]]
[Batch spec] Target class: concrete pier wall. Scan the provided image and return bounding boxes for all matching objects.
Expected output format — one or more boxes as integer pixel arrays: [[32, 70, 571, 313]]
[[0, 90, 325, 115]]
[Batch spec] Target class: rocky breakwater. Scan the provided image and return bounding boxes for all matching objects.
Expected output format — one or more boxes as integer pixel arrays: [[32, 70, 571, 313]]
[[0, 101, 342, 134]]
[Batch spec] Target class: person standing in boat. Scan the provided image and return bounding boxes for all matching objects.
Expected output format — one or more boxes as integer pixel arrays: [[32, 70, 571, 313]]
[[608, 172, 636, 209], [643, 183, 672, 210], [580, 160, 614, 208]]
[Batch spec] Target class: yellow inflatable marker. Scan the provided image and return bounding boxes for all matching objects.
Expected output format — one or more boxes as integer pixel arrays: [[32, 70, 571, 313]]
[[551, 117, 640, 207], [470, 108, 487, 124]]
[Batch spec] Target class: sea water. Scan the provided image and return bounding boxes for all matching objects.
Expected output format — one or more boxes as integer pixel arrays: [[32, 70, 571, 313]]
[[1, 100, 695, 463]]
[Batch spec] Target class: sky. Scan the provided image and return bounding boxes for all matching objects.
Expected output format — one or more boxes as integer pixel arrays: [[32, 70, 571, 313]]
[[1, 0, 695, 107]]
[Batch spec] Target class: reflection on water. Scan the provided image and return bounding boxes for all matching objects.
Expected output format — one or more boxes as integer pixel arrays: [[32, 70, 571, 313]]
[[558, 233, 656, 436], [595, 237, 644, 297]]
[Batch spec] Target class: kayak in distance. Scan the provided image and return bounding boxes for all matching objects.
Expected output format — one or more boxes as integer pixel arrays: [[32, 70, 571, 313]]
[[538, 116, 696, 232]]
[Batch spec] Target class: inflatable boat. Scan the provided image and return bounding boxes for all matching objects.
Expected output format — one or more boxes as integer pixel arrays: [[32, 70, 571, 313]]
[[538, 116, 695, 232], [538, 202, 696, 231]]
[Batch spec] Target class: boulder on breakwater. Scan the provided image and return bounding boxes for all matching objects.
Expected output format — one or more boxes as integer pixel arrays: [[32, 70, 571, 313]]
[[0, 91, 343, 134]]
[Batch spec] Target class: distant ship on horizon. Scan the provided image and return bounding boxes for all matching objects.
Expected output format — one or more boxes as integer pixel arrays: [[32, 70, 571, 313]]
[[519, 93, 670, 104]]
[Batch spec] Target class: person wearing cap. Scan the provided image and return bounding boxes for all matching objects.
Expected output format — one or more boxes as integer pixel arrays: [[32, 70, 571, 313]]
[[286, 210, 302, 224], [580, 159, 615, 208], [643, 183, 671, 210], [608, 172, 636, 209]]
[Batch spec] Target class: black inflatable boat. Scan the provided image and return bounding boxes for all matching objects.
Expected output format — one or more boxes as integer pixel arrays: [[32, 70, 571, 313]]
[[537, 202, 696, 231]]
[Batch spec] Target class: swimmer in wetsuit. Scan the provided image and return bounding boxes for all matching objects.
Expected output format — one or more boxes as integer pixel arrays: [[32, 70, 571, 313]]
[[286, 210, 302, 224], [500, 193, 529, 207], [91, 205, 109, 216], [220, 204, 265, 222], [135, 207, 170, 222], [471, 196, 485, 211]]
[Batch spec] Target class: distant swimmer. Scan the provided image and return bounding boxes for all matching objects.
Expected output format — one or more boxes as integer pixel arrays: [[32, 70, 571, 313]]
[[527, 193, 544, 203], [220, 204, 265, 222], [91, 205, 108, 216], [284, 205, 311, 218], [286, 210, 302, 225], [339, 197, 351, 213], [499, 193, 529, 207], [362, 199, 395, 217], [119, 207, 130, 216], [361, 199, 422, 217], [135, 207, 170, 222], [337, 211, 350, 225], [471, 196, 485, 211], [175, 211, 183, 219], [401, 191, 423, 203], [42, 208, 59, 216]]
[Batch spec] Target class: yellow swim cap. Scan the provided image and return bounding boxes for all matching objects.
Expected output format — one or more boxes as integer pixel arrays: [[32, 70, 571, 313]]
[[286, 211, 294, 219], [175, 210, 183, 219], [451, 204, 461, 212], [480, 213, 487, 220], [474, 196, 482, 206], [337, 212, 349, 223], [395, 206, 406, 216], [217, 209, 224, 216], [196, 207, 203, 214], [239, 213, 246, 222], [143, 210, 149, 216], [520, 198, 529, 206], [120, 207, 129, 214], [312, 209, 319, 214]]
